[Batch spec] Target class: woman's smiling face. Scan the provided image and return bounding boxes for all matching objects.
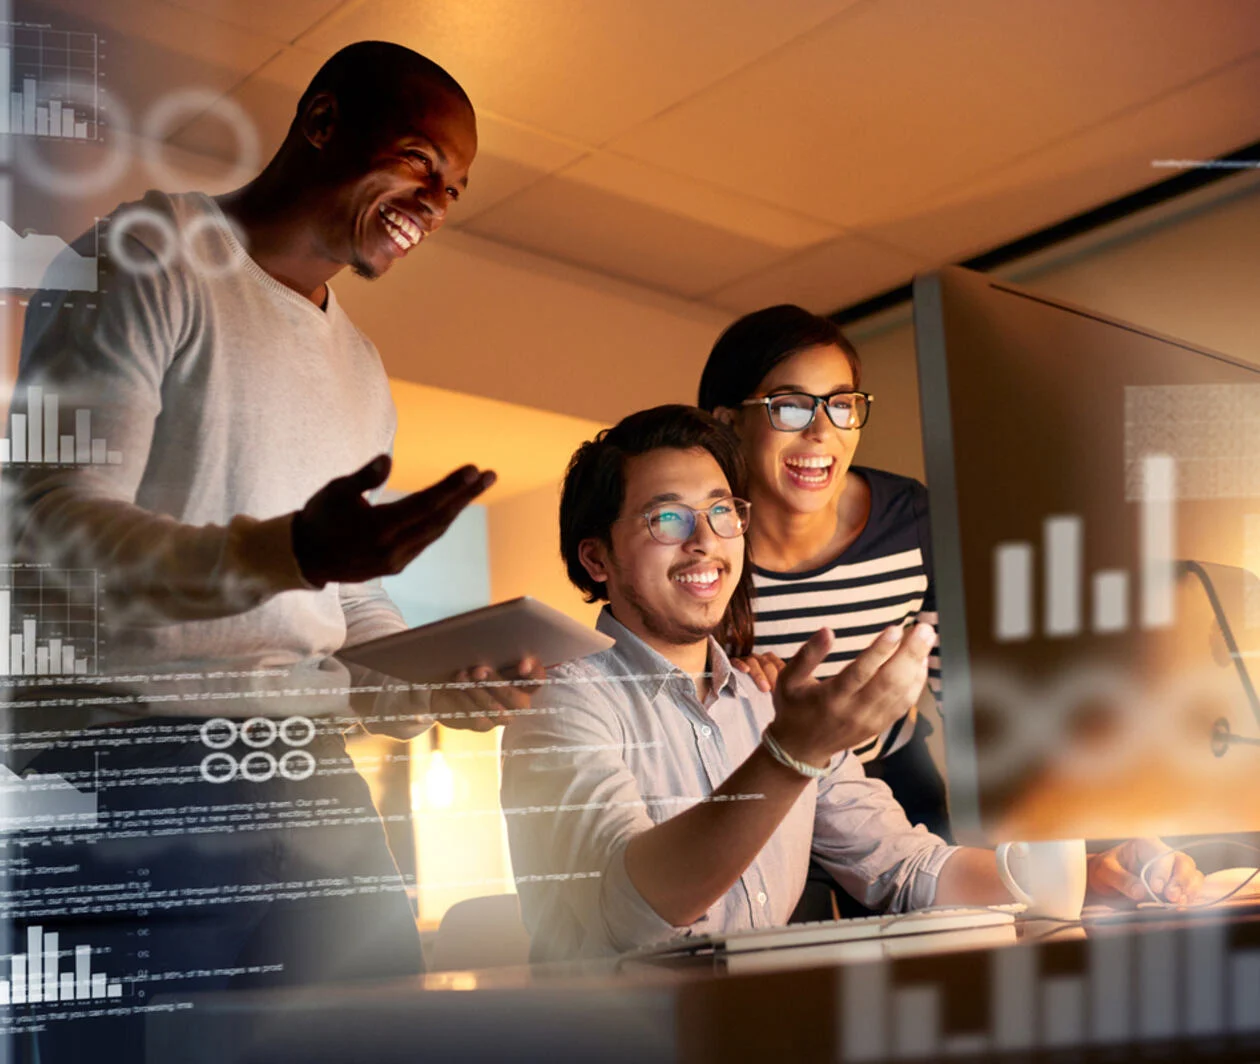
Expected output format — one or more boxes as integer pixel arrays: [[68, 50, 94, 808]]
[[730, 343, 862, 518]]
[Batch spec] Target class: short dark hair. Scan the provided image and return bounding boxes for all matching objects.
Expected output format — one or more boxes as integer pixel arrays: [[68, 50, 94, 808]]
[[559, 405, 755, 656], [295, 41, 472, 138], [697, 304, 862, 412]]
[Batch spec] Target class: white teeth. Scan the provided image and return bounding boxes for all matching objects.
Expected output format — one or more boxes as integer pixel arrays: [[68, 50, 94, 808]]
[[379, 205, 423, 249], [784, 456, 834, 469], [673, 570, 719, 585]]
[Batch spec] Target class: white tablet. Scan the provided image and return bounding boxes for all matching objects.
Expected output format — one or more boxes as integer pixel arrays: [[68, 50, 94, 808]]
[[337, 596, 614, 684]]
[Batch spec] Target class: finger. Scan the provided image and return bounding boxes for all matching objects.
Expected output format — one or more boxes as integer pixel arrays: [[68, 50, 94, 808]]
[[778, 628, 834, 694], [824, 624, 906, 698], [468, 666, 527, 718], [1090, 850, 1148, 903], [381, 476, 497, 562], [762, 653, 786, 690], [1163, 852, 1201, 904], [331, 454, 393, 497], [735, 657, 772, 693], [386, 466, 495, 526]]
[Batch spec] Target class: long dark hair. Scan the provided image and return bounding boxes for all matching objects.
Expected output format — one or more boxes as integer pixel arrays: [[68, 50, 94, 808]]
[[697, 304, 862, 413], [559, 405, 755, 656]]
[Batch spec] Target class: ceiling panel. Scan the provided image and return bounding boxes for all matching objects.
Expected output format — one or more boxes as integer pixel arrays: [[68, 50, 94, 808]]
[[462, 154, 836, 298], [165, 47, 586, 221], [27, 0, 282, 127], [608, 0, 1260, 231], [294, 0, 859, 144], [861, 51, 1260, 267], [155, 0, 348, 44], [705, 231, 928, 315]]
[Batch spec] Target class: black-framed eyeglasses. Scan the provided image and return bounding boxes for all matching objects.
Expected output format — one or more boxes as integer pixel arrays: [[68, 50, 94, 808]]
[[621, 496, 752, 545], [742, 390, 873, 432]]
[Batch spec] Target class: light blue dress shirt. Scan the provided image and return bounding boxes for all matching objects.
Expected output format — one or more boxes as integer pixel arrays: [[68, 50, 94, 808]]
[[501, 608, 956, 962]]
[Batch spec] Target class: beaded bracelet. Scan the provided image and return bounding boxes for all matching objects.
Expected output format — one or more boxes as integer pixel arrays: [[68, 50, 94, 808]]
[[760, 728, 829, 780]]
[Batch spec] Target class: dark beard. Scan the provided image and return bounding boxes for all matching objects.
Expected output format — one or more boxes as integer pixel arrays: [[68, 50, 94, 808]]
[[350, 255, 381, 280], [614, 564, 722, 649]]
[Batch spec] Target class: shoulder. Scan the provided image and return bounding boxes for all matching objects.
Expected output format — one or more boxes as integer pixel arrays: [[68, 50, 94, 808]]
[[506, 652, 627, 746], [100, 191, 223, 285], [856, 466, 928, 509]]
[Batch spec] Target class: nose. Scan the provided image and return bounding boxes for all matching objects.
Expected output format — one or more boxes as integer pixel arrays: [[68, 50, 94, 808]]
[[413, 180, 450, 229], [802, 398, 831, 441], [684, 509, 721, 553]]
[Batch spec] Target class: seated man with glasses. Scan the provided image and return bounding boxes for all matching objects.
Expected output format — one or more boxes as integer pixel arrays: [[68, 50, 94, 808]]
[[501, 405, 1202, 962]]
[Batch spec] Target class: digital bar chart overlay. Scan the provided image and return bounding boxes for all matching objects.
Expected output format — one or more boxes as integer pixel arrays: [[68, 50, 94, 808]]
[[0, 567, 98, 676], [0, 22, 100, 140], [840, 925, 1260, 1061], [0, 927, 122, 1006], [994, 454, 1175, 642], [0, 220, 98, 291], [1, 386, 121, 466]]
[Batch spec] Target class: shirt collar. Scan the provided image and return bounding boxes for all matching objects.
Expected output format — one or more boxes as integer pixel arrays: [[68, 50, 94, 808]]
[[595, 606, 739, 702]]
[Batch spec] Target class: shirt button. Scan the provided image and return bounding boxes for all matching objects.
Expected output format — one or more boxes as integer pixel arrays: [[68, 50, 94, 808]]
[[756, 891, 768, 905], [700, 725, 712, 737]]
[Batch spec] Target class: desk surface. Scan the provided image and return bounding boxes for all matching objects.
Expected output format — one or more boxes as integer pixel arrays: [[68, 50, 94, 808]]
[[150, 904, 1260, 1064]]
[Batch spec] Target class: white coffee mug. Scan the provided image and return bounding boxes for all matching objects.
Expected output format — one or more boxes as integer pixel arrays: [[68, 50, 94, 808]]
[[995, 839, 1088, 921]]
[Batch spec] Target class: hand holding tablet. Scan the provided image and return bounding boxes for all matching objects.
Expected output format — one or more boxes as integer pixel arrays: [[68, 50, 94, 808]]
[[338, 597, 614, 729]]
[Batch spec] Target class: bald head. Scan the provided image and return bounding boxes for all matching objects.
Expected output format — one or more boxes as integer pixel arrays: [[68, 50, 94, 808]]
[[294, 41, 474, 147]]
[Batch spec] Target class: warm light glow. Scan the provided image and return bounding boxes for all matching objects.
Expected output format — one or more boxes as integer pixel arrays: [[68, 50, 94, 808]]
[[387, 378, 607, 502], [423, 748, 456, 810]]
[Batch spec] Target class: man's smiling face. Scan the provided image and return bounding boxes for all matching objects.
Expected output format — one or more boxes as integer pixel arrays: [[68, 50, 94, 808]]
[[581, 446, 745, 651], [314, 83, 477, 280]]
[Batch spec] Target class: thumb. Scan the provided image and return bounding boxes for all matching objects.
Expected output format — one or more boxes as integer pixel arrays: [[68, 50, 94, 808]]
[[338, 454, 392, 496], [778, 628, 833, 694]]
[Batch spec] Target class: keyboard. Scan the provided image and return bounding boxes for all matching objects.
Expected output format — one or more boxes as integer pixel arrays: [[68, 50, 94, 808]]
[[630, 904, 1023, 961]]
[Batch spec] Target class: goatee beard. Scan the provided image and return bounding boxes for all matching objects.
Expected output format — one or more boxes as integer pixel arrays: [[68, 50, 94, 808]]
[[619, 577, 720, 648]]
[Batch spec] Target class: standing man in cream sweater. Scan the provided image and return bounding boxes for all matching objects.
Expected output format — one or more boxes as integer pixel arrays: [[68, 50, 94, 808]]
[[3, 41, 528, 1060]]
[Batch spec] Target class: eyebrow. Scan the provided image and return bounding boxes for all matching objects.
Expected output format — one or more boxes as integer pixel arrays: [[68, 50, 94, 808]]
[[404, 134, 470, 188], [640, 487, 730, 508], [766, 383, 855, 396]]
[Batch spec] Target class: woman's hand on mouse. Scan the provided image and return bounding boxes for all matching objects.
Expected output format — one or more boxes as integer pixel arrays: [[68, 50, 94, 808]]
[[1087, 838, 1205, 906]]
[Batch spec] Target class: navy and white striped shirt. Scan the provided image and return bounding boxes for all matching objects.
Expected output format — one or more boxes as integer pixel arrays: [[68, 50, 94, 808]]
[[751, 467, 942, 762]]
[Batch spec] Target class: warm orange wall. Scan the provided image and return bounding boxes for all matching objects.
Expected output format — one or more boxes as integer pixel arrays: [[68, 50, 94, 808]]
[[486, 481, 601, 629]]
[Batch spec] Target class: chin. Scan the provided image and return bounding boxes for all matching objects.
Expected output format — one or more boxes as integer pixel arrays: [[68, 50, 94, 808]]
[[350, 255, 386, 281]]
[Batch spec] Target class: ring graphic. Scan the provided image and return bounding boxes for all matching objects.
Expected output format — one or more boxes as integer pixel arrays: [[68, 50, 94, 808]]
[[200, 717, 237, 750], [280, 716, 316, 747], [279, 750, 316, 781], [239, 751, 277, 783], [240, 717, 278, 748], [200, 752, 237, 784]]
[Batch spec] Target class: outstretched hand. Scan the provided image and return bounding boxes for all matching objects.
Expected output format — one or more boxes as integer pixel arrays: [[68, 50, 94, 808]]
[[292, 454, 495, 588], [768, 623, 934, 768]]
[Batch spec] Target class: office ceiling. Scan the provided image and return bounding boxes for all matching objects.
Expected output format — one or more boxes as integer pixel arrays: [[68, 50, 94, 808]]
[[30, 0, 1260, 315]]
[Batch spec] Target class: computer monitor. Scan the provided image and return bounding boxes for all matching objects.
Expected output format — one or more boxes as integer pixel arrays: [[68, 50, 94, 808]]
[[914, 265, 1260, 845]]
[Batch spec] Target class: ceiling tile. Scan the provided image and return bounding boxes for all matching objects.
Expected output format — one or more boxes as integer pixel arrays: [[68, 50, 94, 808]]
[[462, 162, 827, 299], [29, 0, 281, 127], [609, 0, 1260, 230], [704, 233, 929, 315], [156, 0, 347, 45], [165, 47, 586, 220], [294, 0, 859, 143], [861, 52, 1260, 265]]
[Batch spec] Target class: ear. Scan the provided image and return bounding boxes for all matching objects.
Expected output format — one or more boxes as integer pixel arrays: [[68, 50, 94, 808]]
[[577, 538, 611, 587], [300, 91, 338, 151], [712, 406, 740, 432]]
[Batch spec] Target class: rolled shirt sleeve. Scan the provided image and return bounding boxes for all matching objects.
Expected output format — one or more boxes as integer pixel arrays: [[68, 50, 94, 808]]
[[501, 664, 706, 960], [810, 750, 957, 912]]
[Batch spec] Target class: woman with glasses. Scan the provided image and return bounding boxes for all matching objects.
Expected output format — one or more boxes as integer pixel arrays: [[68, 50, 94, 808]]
[[699, 304, 950, 918]]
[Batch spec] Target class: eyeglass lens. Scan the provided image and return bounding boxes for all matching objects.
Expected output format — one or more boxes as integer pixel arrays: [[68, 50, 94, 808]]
[[646, 499, 749, 544], [768, 393, 867, 430]]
